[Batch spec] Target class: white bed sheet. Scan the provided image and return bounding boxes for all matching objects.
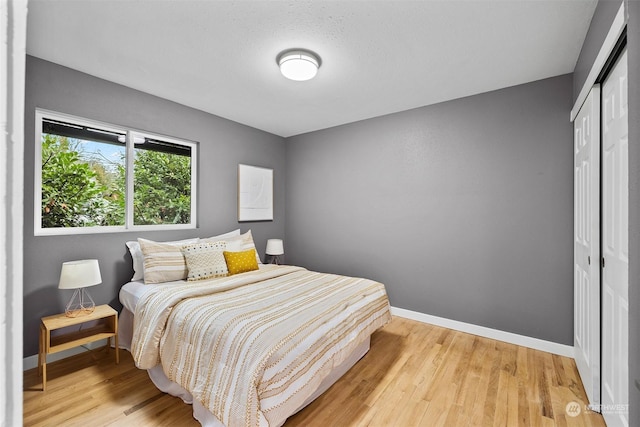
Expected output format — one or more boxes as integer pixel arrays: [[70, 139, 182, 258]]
[[119, 280, 156, 312]]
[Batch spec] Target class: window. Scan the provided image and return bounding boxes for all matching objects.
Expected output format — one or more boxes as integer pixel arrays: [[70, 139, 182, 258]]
[[35, 110, 197, 235]]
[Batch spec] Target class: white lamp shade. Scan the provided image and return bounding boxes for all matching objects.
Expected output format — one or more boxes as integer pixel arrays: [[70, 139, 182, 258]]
[[58, 259, 102, 289], [265, 239, 284, 256]]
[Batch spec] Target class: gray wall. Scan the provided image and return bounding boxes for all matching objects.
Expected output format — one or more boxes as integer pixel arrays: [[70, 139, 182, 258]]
[[23, 56, 286, 357], [626, 0, 640, 423], [285, 74, 574, 345], [573, 0, 623, 104]]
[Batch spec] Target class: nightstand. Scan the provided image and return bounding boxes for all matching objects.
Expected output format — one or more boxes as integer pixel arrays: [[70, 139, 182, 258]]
[[38, 304, 119, 391]]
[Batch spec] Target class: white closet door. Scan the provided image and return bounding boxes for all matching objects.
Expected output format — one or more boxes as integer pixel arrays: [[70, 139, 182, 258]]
[[573, 85, 601, 406], [601, 48, 628, 427]]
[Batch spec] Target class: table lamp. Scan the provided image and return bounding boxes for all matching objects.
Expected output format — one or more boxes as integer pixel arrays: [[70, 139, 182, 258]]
[[265, 239, 284, 265], [58, 259, 102, 317]]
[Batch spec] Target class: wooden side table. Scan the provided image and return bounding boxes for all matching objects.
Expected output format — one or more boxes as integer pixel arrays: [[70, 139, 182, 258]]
[[38, 304, 119, 390]]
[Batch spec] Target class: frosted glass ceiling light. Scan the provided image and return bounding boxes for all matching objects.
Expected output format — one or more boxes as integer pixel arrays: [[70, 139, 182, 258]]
[[277, 49, 321, 81]]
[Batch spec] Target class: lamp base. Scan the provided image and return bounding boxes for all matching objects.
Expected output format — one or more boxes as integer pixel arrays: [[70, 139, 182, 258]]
[[269, 255, 281, 265], [65, 288, 95, 317]]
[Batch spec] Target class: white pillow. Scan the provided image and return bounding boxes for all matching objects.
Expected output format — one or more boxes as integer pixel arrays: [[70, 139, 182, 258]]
[[201, 228, 241, 243], [206, 230, 261, 264]]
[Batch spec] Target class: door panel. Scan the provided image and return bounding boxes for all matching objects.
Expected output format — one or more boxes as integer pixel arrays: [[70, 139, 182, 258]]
[[601, 48, 628, 427], [573, 85, 601, 405], [603, 145, 616, 253]]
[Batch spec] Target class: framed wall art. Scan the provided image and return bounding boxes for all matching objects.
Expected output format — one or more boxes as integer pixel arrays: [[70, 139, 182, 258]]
[[238, 164, 273, 221]]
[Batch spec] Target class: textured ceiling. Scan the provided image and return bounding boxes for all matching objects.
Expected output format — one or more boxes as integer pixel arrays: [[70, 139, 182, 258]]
[[26, 0, 597, 137]]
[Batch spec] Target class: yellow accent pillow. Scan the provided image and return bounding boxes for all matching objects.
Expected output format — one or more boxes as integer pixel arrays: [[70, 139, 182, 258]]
[[223, 249, 259, 275]]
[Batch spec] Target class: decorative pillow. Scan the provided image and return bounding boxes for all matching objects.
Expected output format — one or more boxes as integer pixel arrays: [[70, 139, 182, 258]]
[[127, 237, 197, 281], [139, 238, 198, 284], [126, 230, 239, 281], [223, 249, 259, 275], [205, 230, 262, 264], [182, 241, 228, 281]]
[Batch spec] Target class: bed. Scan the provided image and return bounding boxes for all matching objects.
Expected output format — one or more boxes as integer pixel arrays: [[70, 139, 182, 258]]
[[119, 236, 391, 427]]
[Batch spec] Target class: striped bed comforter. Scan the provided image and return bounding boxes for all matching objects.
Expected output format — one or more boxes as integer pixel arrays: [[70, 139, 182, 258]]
[[131, 265, 391, 427]]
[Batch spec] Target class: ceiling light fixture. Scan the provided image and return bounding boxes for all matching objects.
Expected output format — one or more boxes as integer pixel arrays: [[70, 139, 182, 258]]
[[277, 49, 321, 81]]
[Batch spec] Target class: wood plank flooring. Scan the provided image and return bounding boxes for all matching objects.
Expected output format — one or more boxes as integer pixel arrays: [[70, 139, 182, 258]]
[[23, 316, 606, 426]]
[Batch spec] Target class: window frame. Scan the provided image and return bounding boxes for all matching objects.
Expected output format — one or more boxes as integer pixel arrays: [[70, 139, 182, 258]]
[[34, 109, 198, 236]]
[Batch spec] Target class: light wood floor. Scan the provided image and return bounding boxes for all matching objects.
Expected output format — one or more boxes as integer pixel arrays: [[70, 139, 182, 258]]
[[24, 316, 606, 426]]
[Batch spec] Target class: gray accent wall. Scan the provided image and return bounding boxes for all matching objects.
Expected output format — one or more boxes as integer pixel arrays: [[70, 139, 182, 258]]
[[573, 0, 623, 104], [285, 74, 574, 345], [23, 56, 286, 357]]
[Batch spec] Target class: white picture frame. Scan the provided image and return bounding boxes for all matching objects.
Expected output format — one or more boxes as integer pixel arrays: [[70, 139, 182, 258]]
[[238, 164, 273, 221]]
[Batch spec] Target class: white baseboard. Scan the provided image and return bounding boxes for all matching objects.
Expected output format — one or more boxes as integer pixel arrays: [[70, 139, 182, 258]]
[[390, 306, 575, 358], [23, 339, 109, 371]]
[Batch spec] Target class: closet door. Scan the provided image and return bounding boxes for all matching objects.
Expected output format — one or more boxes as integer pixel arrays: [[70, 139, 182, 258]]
[[601, 48, 628, 427], [573, 85, 600, 406]]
